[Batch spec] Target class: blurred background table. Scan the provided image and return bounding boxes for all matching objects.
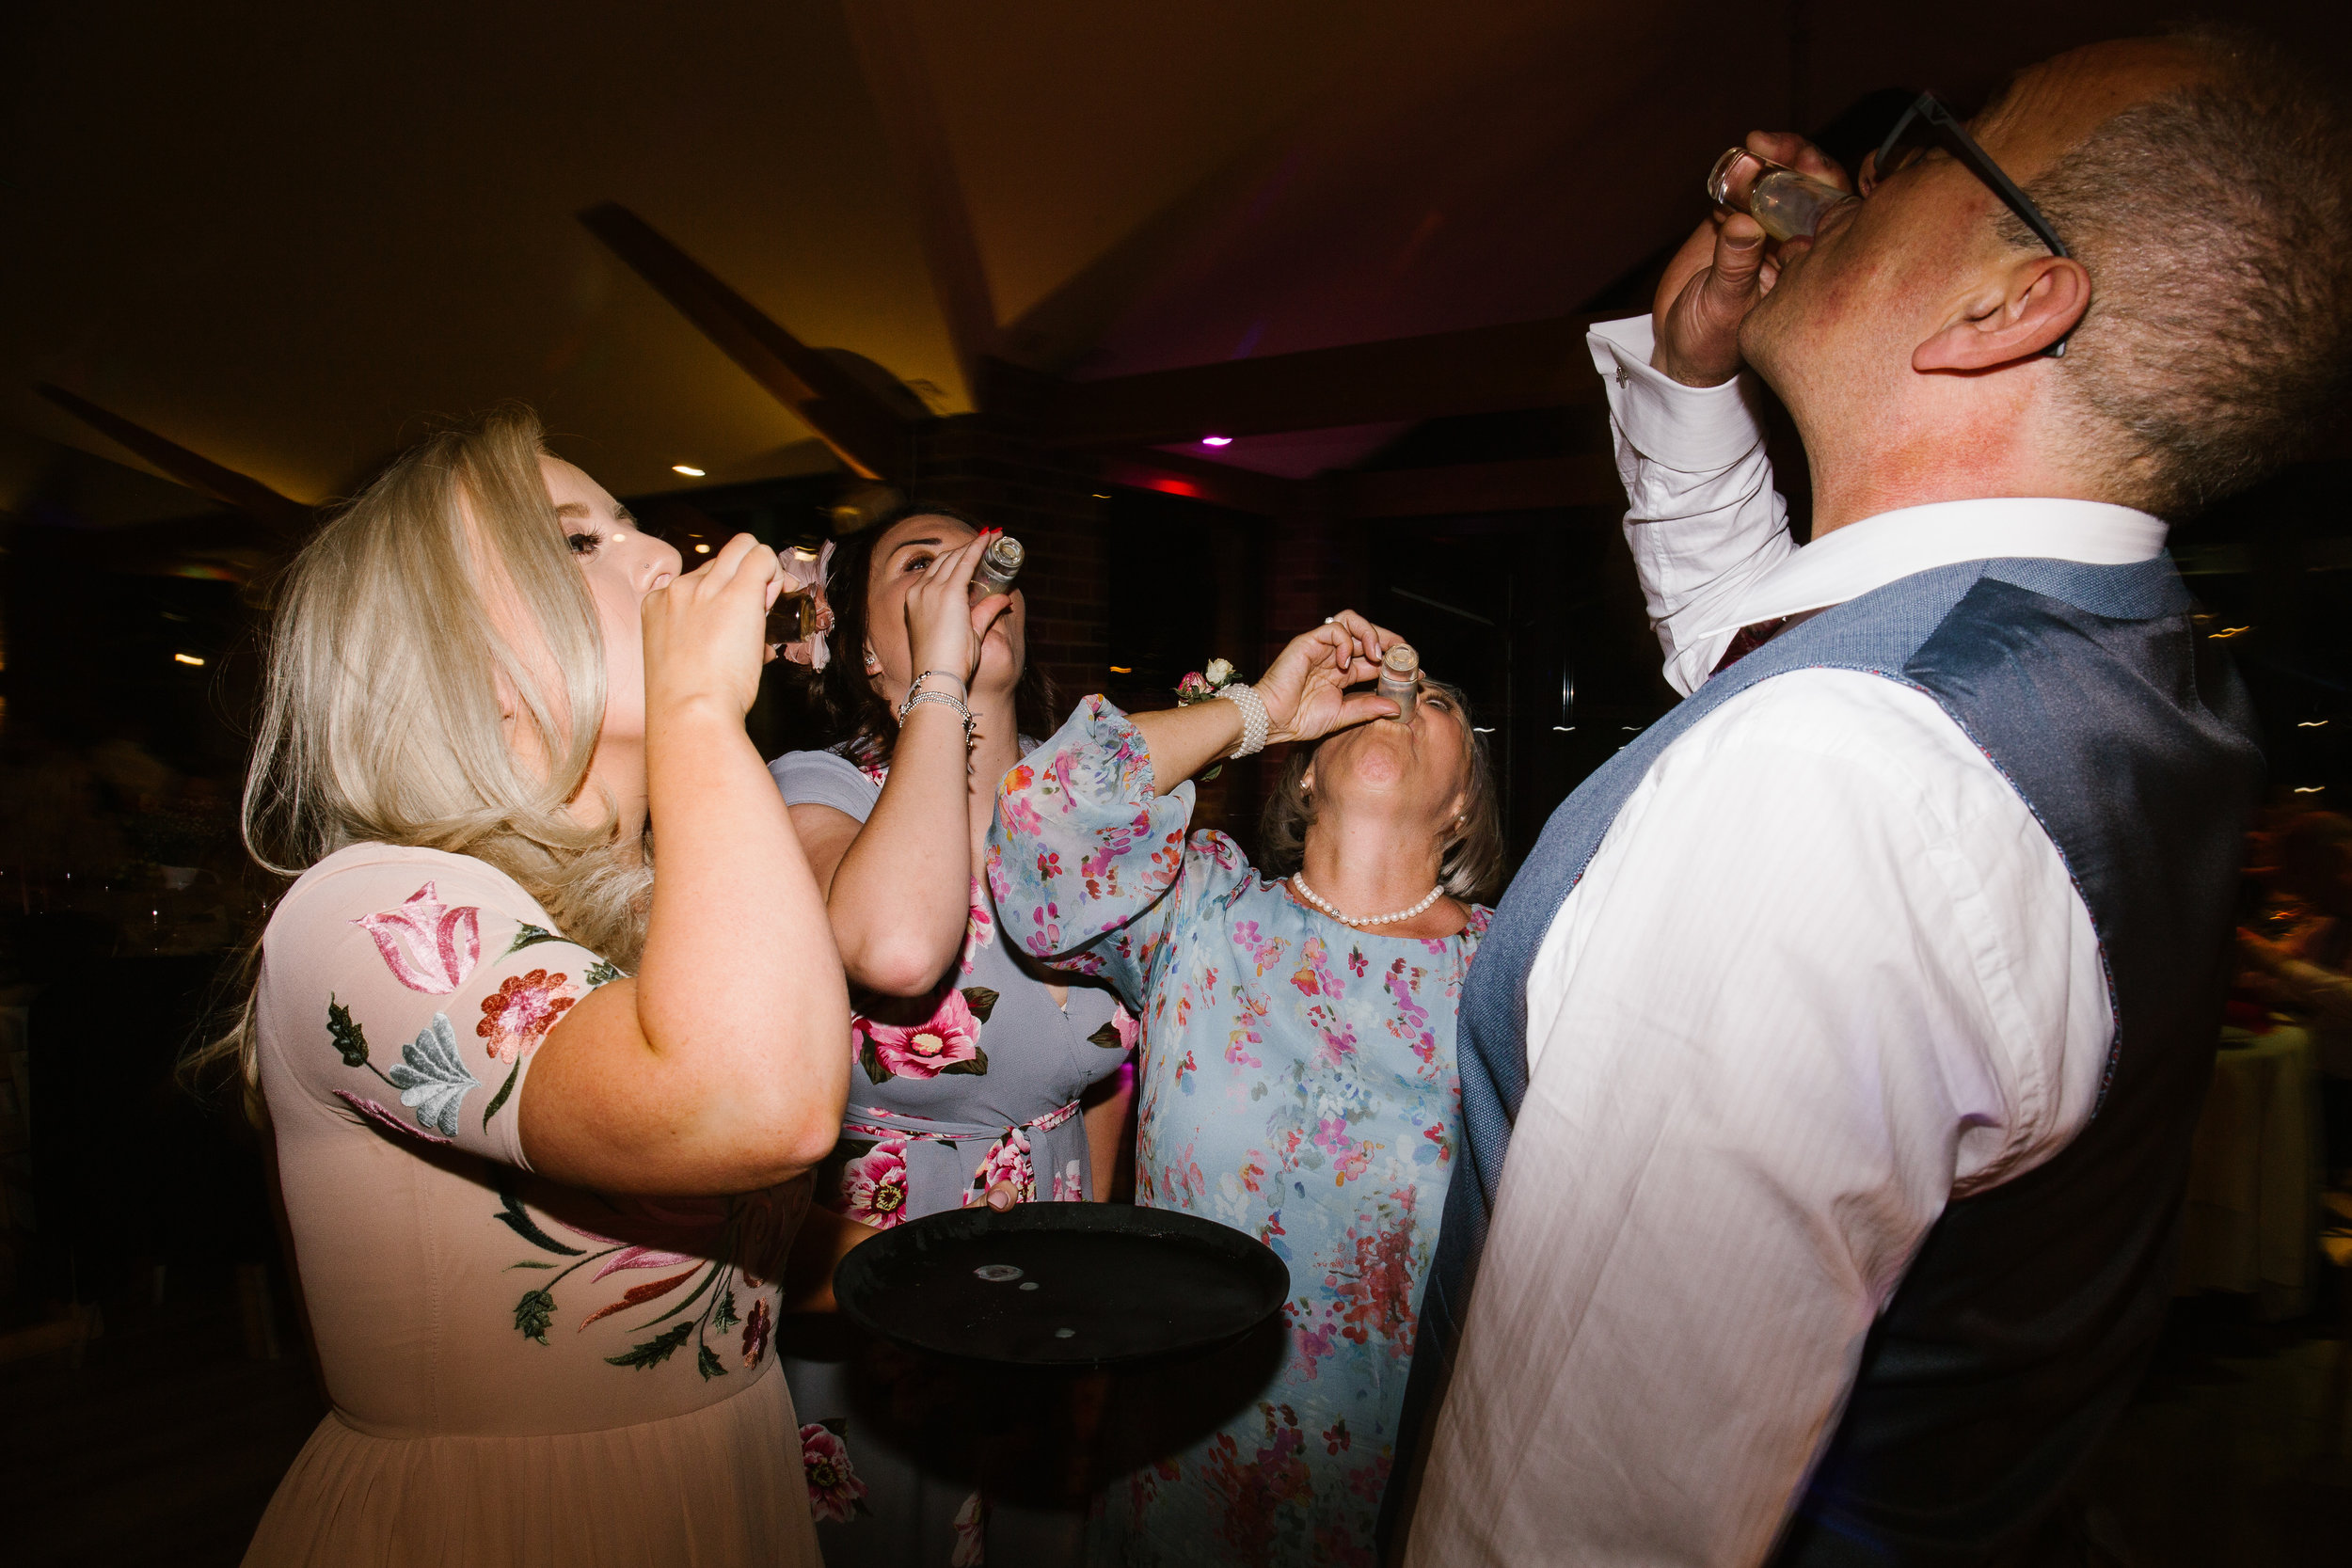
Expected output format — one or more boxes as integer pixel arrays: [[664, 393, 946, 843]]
[[2178, 1024, 2322, 1319]]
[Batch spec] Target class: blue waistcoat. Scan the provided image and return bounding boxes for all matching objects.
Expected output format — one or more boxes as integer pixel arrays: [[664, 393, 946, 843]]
[[1387, 554, 2262, 1563]]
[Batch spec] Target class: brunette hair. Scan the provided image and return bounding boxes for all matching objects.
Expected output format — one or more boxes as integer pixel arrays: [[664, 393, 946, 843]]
[[184, 407, 652, 1119], [801, 500, 1060, 765], [1256, 676, 1504, 906]]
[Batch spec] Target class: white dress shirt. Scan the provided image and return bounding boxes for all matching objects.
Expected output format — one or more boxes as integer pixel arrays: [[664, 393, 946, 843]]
[[1405, 317, 2168, 1567]]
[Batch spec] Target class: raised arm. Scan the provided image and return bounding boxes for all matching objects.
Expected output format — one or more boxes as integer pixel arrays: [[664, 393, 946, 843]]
[[1126, 610, 1398, 789], [1597, 133, 1851, 694], [522, 535, 851, 1196], [798, 530, 1009, 996]]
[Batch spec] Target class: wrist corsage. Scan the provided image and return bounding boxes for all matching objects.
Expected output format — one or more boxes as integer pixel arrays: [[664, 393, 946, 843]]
[[1175, 657, 1238, 706], [1174, 658, 1263, 776]]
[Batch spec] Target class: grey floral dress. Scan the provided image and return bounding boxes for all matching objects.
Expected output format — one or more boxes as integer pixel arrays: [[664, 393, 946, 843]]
[[772, 744, 1133, 1568]]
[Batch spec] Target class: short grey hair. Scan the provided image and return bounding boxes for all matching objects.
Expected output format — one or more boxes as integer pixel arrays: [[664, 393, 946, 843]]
[[1999, 27, 2352, 516], [1256, 676, 1505, 906]]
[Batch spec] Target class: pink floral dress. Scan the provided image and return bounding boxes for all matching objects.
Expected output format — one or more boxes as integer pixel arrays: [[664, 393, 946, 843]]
[[986, 699, 1490, 1568], [243, 843, 819, 1568]]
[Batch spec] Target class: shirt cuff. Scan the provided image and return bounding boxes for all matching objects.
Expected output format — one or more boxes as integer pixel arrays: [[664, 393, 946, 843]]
[[1586, 315, 1771, 473]]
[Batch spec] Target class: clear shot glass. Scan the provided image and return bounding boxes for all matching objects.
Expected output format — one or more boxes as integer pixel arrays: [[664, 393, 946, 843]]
[[765, 545, 825, 650], [969, 533, 1025, 602], [1378, 643, 1421, 722], [1707, 147, 1856, 242]]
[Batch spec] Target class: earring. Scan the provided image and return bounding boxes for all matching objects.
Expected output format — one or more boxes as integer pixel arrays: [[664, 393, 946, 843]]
[[864, 647, 882, 673]]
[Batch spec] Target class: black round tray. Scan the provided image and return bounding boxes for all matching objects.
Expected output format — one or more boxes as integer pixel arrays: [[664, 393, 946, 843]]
[[834, 1203, 1290, 1369]]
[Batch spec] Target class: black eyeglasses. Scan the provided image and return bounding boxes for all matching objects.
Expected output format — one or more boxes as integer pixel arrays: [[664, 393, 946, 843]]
[[1869, 91, 2074, 357]]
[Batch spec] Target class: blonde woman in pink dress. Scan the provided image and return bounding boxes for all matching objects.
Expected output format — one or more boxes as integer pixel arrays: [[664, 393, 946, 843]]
[[199, 410, 850, 1567]]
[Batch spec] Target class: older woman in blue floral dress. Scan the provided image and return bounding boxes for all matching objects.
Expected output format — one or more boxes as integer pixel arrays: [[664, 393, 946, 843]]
[[988, 610, 1504, 1568]]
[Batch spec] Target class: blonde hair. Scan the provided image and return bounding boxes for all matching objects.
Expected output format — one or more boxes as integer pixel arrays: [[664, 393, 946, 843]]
[[1257, 677, 1505, 906], [187, 407, 651, 1120]]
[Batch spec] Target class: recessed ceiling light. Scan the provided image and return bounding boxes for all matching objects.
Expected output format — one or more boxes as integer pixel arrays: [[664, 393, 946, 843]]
[[694, 543, 711, 554], [1108, 666, 1133, 674], [1200, 435, 1232, 448], [173, 652, 205, 666], [673, 464, 706, 477]]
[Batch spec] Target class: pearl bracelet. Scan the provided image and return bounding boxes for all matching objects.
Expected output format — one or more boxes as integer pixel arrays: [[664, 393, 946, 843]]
[[1222, 683, 1269, 759]]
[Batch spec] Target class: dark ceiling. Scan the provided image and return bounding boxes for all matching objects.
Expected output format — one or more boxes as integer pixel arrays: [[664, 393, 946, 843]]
[[4, 0, 2347, 519]]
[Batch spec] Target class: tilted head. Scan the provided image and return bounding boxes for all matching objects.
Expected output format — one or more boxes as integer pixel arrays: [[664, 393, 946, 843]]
[[204, 409, 676, 1117], [800, 500, 1058, 765], [1741, 28, 2352, 521], [243, 407, 677, 960], [1260, 676, 1504, 904]]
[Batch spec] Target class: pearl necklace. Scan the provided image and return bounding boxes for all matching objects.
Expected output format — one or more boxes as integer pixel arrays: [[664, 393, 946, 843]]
[[1291, 873, 1445, 929]]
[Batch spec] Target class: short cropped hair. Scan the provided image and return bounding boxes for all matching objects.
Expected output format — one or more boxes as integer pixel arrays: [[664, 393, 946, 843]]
[[2001, 28, 2352, 516], [1256, 677, 1505, 906]]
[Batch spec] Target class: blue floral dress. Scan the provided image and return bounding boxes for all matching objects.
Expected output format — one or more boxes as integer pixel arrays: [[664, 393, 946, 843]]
[[986, 699, 1490, 1568], [772, 745, 1133, 1568]]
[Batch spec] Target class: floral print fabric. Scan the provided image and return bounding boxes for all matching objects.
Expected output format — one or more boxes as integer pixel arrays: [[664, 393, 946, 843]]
[[255, 843, 811, 1445], [987, 698, 1489, 1568], [767, 745, 1130, 1235], [770, 744, 1134, 1568]]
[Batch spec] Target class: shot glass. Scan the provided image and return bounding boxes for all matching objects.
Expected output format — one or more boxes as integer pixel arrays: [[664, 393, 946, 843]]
[[969, 532, 1025, 602], [765, 544, 829, 655], [1707, 147, 1856, 243], [1378, 643, 1421, 722]]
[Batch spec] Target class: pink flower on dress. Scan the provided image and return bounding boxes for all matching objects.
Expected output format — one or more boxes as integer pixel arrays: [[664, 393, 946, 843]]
[[590, 1245, 698, 1282], [800, 1422, 867, 1523], [961, 884, 995, 974], [352, 882, 481, 994], [1111, 1003, 1141, 1052], [476, 968, 580, 1063], [999, 791, 1043, 839], [741, 1297, 772, 1368], [858, 989, 984, 1080], [1050, 1160, 1084, 1202], [333, 1089, 454, 1146], [842, 1140, 912, 1227], [964, 1126, 1035, 1207]]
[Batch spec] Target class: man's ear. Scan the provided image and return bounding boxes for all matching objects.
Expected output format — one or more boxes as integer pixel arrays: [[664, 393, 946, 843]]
[[1914, 255, 2090, 372]]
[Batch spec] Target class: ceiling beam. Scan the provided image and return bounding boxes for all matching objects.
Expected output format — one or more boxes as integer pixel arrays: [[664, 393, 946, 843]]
[[37, 383, 310, 535], [578, 202, 914, 481], [844, 0, 998, 404], [1035, 314, 1608, 451], [1330, 455, 1623, 518]]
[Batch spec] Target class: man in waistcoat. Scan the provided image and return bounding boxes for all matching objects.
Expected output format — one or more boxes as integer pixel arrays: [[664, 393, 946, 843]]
[[1397, 30, 2352, 1567]]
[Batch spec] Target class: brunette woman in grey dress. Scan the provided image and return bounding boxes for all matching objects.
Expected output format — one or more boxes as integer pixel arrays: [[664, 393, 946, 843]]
[[773, 503, 1132, 1567]]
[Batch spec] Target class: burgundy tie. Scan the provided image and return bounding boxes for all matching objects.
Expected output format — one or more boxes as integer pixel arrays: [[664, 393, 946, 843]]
[[1709, 607, 1831, 677]]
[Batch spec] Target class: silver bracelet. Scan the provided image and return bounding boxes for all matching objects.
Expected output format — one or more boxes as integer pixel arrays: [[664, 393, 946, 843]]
[[1221, 683, 1269, 759], [896, 669, 966, 723], [901, 689, 977, 750]]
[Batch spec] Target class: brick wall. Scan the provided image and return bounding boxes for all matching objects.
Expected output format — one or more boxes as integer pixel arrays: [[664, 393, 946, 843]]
[[911, 415, 1108, 708], [1260, 485, 1370, 673]]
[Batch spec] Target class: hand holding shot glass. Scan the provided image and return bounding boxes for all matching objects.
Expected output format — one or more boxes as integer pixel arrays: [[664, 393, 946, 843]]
[[765, 541, 835, 668], [1707, 145, 1857, 241]]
